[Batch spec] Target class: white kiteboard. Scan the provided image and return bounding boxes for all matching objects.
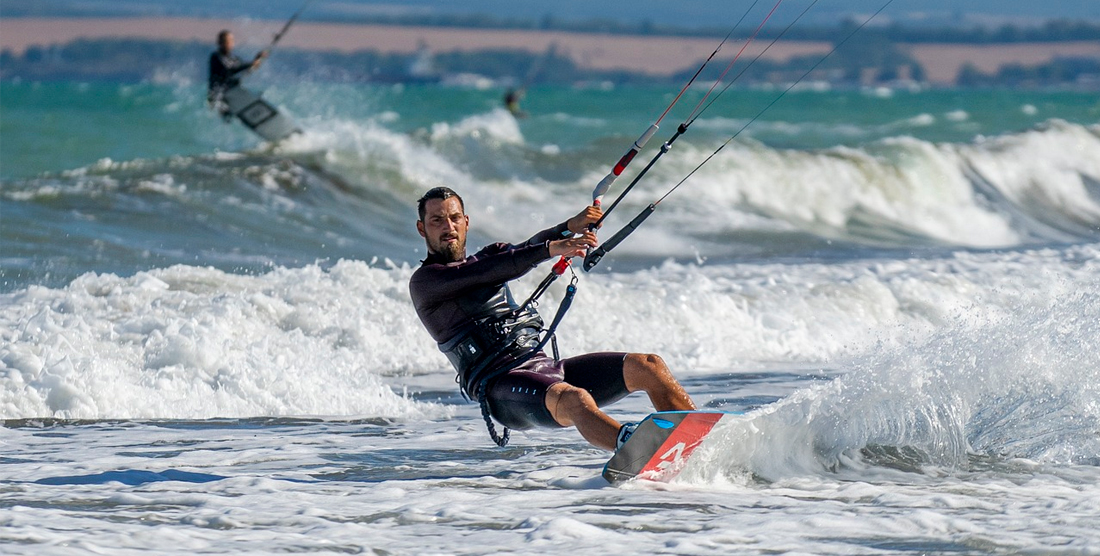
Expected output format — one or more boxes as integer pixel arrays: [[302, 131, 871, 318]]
[[221, 86, 300, 143], [603, 410, 741, 484]]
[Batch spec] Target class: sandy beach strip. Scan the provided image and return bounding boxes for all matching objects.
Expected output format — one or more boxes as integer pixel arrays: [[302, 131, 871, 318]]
[[3, 18, 1098, 83], [0, 17, 828, 76], [906, 42, 1100, 84]]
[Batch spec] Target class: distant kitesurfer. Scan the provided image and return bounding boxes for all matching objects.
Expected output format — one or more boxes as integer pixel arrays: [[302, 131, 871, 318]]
[[409, 187, 696, 450], [208, 30, 268, 120], [503, 88, 526, 119]]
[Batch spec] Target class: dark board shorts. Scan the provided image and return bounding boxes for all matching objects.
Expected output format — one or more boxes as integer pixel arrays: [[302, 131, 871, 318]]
[[485, 352, 630, 430]]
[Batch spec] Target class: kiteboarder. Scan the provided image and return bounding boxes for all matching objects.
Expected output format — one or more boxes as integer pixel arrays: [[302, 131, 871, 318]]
[[208, 30, 268, 120], [503, 87, 526, 118], [409, 186, 696, 450]]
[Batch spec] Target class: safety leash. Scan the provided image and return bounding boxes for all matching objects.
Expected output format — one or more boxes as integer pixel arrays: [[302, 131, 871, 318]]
[[477, 274, 579, 446], [265, 0, 315, 53]]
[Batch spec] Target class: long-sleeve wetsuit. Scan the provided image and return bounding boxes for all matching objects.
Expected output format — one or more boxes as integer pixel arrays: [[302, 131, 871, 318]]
[[208, 51, 254, 94], [409, 221, 570, 346]]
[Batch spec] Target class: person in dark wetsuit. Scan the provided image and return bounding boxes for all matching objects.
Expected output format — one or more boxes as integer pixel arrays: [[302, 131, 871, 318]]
[[409, 186, 696, 450], [207, 30, 268, 120], [503, 88, 526, 118]]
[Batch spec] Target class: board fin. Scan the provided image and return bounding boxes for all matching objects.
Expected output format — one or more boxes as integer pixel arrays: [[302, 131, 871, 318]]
[[603, 410, 731, 484]]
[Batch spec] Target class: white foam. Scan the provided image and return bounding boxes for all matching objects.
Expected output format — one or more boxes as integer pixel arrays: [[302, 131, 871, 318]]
[[273, 116, 484, 199], [428, 108, 525, 145], [961, 120, 1100, 230], [945, 110, 969, 122], [546, 112, 607, 127], [5, 81, 1100, 556], [6, 243, 1097, 421], [609, 121, 1100, 250], [0, 263, 451, 420], [691, 115, 868, 139], [901, 113, 936, 127], [674, 248, 1100, 483], [642, 136, 1022, 248], [19, 109, 1094, 261]]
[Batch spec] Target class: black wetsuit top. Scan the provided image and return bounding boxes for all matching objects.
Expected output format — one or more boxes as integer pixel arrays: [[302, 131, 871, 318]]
[[208, 51, 253, 94], [409, 221, 570, 348]]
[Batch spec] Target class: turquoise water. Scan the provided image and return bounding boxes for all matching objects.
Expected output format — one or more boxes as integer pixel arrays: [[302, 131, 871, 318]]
[[2, 82, 215, 179], [4, 80, 1098, 180], [3, 80, 1099, 291]]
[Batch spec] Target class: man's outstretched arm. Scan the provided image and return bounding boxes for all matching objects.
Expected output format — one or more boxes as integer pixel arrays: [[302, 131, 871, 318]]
[[411, 231, 597, 310]]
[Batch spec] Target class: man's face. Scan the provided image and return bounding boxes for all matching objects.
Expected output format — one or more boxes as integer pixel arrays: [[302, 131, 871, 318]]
[[417, 197, 469, 262], [219, 33, 235, 53]]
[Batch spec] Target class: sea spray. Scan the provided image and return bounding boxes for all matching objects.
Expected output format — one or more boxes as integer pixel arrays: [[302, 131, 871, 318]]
[[623, 121, 1100, 250], [679, 278, 1100, 484], [0, 263, 451, 420], [7, 242, 1096, 424]]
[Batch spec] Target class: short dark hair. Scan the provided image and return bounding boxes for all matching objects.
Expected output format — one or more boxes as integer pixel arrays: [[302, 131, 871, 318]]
[[417, 187, 464, 221]]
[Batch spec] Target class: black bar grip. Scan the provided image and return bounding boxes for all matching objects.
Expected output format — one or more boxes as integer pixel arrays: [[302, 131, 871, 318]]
[[583, 204, 656, 271]]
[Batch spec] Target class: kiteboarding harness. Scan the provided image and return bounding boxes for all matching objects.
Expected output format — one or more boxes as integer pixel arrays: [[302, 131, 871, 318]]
[[436, 267, 579, 447]]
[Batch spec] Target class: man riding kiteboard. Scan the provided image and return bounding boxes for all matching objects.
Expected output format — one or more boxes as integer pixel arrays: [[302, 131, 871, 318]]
[[409, 186, 696, 450], [207, 30, 268, 120]]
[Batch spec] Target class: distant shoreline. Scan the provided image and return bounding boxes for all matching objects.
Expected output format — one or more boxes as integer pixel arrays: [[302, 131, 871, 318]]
[[2, 17, 1099, 85], [0, 17, 830, 77]]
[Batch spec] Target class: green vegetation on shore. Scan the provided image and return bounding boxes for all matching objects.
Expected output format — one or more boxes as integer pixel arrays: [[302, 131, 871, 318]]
[[2, 20, 1098, 88], [306, 13, 1100, 44]]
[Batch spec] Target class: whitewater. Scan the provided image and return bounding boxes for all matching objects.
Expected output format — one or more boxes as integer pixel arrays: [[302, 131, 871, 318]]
[[2, 78, 1100, 554]]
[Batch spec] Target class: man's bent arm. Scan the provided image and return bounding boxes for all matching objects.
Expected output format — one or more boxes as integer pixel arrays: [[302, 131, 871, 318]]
[[411, 241, 552, 308], [210, 54, 254, 80]]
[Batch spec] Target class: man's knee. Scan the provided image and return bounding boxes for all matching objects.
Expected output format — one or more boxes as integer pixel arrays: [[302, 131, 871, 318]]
[[627, 352, 669, 375], [624, 353, 676, 391], [634, 353, 666, 371], [625, 353, 696, 412]]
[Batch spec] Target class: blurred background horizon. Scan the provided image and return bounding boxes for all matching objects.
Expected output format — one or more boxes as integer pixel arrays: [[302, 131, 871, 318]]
[[3, 0, 1099, 27], [4, 0, 1100, 94]]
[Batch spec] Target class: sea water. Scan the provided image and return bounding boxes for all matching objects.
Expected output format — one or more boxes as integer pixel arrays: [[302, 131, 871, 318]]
[[2, 76, 1099, 554]]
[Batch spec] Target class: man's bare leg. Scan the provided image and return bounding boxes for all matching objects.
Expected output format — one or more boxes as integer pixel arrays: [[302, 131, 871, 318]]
[[545, 382, 620, 450], [623, 353, 696, 412], [545, 354, 694, 450]]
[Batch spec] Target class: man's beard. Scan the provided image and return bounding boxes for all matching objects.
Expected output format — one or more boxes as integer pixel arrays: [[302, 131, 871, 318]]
[[430, 235, 465, 262]]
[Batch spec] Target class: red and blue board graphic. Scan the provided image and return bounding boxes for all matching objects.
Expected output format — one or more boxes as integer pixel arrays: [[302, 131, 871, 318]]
[[603, 411, 733, 483]]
